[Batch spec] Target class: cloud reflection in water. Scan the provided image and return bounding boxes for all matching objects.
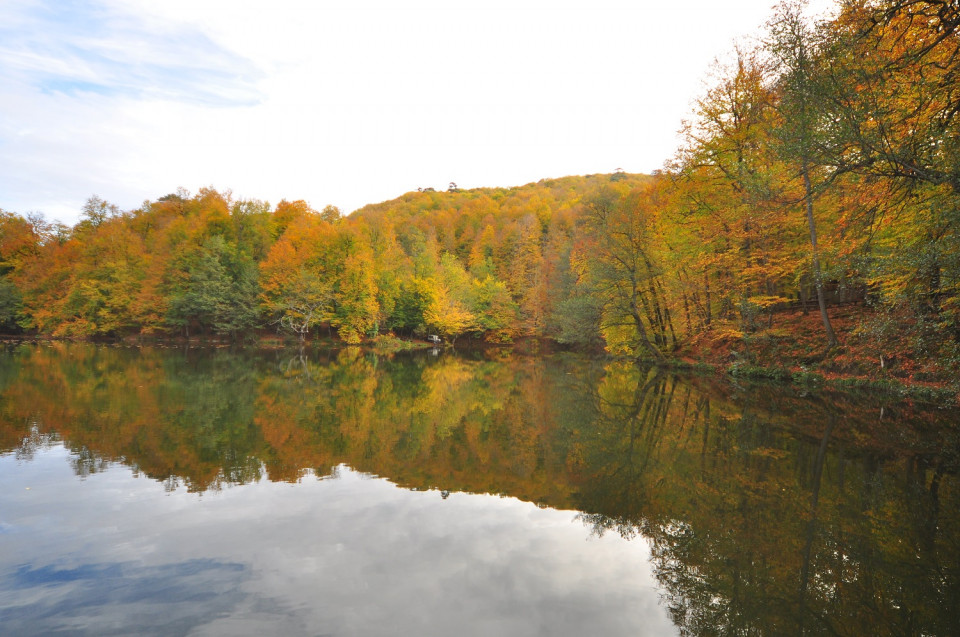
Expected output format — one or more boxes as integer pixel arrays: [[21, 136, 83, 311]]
[[0, 447, 675, 637]]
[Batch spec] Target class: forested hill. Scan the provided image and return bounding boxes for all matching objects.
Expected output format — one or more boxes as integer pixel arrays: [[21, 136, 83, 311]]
[[353, 173, 647, 226], [0, 173, 649, 346], [1, 0, 959, 389], [348, 172, 653, 343]]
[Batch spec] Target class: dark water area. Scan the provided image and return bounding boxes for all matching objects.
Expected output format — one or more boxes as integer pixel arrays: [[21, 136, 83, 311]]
[[0, 343, 957, 636]]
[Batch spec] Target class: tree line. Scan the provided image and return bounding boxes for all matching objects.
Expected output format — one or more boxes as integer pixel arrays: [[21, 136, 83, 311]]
[[0, 0, 957, 371]]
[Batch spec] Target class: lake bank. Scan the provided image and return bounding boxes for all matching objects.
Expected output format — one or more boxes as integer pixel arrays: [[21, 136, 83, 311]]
[[656, 305, 960, 407], [3, 303, 959, 406]]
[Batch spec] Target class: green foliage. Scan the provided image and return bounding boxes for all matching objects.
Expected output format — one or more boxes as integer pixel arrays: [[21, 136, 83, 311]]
[[470, 274, 517, 341], [727, 362, 792, 380], [389, 279, 431, 335], [167, 235, 260, 336], [550, 294, 602, 347], [0, 277, 23, 332]]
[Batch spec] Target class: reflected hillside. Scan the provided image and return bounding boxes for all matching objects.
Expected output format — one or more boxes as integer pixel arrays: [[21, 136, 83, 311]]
[[1, 343, 958, 634], [0, 344, 601, 501], [574, 363, 960, 635]]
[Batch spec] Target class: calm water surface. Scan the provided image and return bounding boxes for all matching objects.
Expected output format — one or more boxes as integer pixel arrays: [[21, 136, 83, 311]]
[[0, 343, 957, 636]]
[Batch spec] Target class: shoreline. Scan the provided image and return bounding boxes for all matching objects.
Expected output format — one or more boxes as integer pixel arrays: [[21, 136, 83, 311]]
[[657, 357, 960, 408], [3, 328, 958, 407]]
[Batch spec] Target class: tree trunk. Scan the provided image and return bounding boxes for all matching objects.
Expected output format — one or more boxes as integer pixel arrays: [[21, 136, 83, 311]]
[[803, 165, 839, 349], [630, 290, 665, 362], [704, 272, 712, 326], [657, 279, 678, 349]]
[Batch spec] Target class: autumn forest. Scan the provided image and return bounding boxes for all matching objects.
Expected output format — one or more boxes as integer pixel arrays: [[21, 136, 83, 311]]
[[1, 0, 958, 386]]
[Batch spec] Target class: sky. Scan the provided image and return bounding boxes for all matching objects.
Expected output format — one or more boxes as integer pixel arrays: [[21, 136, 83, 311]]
[[1, 0, 835, 225]]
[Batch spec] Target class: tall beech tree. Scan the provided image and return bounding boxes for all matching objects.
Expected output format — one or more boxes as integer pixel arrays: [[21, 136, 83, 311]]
[[330, 226, 380, 343], [580, 183, 673, 361], [767, 0, 840, 348], [820, 0, 960, 336], [260, 211, 337, 341], [675, 47, 800, 333]]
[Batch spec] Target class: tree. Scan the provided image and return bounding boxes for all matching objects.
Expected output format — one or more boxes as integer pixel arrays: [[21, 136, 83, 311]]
[[580, 184, 673, 361], [78, 195, 119, 230], [273, 199, 315, 237], [0, 211, 38, 331], [423, 253, 477, 343], [320, 205, 341, 224], [675, 46, 801, 333], [167, 235, 259, 336], [266, 268, 334, 341], [767, 0, 839, 348], [232, 198, 275, 261], [821, 0, 960, 193], [508, 214, 547, 335], [331, 228, 380, 343], [260, 214, 337, 341], [470, 274, 517, 341], [818, 0, 960, 338]]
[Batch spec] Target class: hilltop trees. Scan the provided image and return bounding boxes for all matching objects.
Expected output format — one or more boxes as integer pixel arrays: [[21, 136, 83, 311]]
[[0, 175, 643, 344], [343, 175, 638, 345]]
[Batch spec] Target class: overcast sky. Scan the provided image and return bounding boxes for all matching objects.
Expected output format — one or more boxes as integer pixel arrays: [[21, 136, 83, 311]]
[[1, 0, 834, 225]]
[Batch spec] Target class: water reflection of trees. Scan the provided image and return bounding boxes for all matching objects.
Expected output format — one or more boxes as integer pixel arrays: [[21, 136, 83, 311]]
[[0, 344, 597, 501], [571, 364, 960, 636], [0, 343, 268, 491], [0, 343, 957, 633]]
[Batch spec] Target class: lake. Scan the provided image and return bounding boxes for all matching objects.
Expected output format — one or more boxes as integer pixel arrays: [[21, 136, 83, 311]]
[[1, 343, 957, 636]]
